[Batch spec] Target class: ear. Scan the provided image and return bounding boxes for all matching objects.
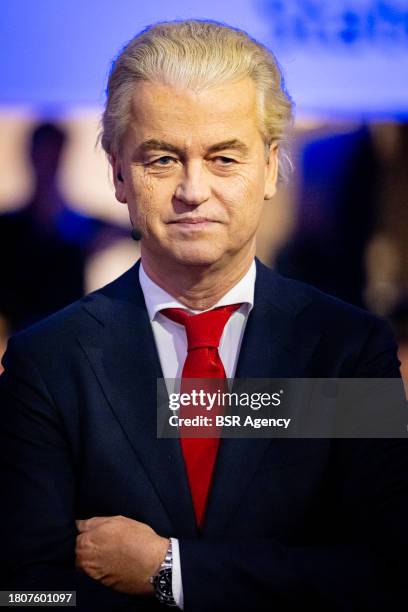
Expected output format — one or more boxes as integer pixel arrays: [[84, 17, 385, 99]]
[[110, 154, 127, 204], [264, 143, 279, 200]]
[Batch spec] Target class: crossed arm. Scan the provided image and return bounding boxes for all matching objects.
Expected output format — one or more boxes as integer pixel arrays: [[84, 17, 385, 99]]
[[75, 515, 168, 595]]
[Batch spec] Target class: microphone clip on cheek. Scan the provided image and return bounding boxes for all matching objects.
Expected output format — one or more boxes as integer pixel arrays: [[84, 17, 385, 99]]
[[131, 228, 142, 241], [116, 171, 141, 241]]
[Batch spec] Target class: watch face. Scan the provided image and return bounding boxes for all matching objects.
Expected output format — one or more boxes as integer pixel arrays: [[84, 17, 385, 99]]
[[156, 568, 172, 597]]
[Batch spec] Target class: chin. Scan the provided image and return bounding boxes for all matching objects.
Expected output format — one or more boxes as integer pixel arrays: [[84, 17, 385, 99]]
[[170, 244, 225, 267]]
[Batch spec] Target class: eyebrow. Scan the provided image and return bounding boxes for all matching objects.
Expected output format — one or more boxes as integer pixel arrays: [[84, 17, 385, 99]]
[[136, 138, 250, 156], [138, 139, 180, 155], [206, 139, 249, 155]]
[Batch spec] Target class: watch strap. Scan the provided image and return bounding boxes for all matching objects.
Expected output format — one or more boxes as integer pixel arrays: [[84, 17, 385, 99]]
[[150, 539, 177, 607]]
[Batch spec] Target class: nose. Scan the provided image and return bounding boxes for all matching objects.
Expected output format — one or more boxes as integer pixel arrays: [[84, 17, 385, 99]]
[[174, 162, 211, 207]]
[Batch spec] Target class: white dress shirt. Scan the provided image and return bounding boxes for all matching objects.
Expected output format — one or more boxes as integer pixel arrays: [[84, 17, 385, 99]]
[[139, 260, 256, 609]]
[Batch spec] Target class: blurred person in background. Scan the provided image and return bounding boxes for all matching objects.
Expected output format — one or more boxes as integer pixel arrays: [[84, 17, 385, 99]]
[[0, 122, 103, 332], [275, 123, 408, 319], [275, 125, 378, 308]]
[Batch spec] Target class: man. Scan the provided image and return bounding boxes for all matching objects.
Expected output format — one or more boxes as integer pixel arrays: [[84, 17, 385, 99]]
[[1, 20, 407, 612], [0, 123, 86, 332], [0, 122, 114, 335]]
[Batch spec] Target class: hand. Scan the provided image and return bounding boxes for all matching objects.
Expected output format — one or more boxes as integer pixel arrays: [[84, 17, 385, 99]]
[[75, 515, 169, 594]]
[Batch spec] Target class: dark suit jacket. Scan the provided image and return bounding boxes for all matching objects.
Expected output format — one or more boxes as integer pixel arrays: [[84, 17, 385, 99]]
[[1, 259, 408, 611]]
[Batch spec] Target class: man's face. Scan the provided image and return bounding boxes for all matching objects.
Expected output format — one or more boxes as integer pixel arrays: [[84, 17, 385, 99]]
[[112, 77, 278, 270]]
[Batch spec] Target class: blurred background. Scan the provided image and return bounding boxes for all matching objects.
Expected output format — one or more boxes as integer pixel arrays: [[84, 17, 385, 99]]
[[0, 0, 407, 376]]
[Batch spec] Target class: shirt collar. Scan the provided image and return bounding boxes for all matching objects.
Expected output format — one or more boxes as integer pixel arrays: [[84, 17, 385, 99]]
[[139, 259, 256, 322]]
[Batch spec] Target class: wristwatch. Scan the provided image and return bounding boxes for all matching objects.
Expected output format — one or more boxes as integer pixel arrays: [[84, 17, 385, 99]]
[[150, 539, 177, 607]]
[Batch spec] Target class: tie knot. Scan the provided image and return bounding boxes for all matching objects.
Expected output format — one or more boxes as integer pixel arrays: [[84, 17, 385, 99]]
[[161, 304, 241, 350]]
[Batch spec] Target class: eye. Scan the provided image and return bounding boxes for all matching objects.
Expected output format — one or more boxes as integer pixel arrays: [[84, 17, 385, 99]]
[[213, 156, 236, 165], [151, 155, 177, 166]]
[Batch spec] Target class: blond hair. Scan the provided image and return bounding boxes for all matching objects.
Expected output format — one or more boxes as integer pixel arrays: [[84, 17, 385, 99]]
[[101, 20, 294, 180]]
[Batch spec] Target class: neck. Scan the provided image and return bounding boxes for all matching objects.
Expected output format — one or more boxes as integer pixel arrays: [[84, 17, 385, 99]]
[[31, 184, 64, 225], [141, 247, 255, 310]]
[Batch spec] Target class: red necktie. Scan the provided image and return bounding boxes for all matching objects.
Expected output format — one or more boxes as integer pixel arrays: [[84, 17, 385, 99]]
[[161, 304, 241, 527]]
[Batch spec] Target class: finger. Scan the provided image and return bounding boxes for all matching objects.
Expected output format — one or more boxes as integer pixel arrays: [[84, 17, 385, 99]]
[[76, 516, 113, 532]]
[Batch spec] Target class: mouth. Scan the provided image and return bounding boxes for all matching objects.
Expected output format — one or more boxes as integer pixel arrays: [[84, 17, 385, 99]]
[[167, 217, 221, 230]]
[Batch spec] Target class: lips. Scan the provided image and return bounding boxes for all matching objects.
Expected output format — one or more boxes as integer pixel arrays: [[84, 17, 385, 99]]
[[168, 217, 219, 224]]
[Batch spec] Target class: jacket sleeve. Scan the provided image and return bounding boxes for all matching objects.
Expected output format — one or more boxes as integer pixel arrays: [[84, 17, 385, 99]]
[[0, 334, 151, 612]]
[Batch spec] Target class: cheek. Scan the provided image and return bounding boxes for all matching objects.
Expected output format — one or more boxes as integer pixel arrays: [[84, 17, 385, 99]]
[[219, 173, 265, 222], [126, 173, 160, 226]]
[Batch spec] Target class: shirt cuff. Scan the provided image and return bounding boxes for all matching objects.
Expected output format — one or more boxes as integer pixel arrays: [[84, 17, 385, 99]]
[[171, 537, 184, 609]]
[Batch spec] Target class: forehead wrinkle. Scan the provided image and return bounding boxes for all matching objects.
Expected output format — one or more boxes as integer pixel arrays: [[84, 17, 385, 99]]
[[129, 78, 258, 125]]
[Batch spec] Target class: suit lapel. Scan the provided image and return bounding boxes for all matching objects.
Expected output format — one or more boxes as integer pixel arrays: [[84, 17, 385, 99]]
[[203, 259, 322, 535], [77, 262, 197, 537]]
